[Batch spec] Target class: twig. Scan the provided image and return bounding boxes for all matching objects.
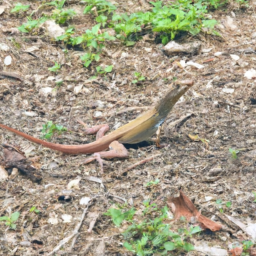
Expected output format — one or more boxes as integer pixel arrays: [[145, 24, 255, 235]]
[[120, 153, 161, 175], [47, 197, 97, 256], [87, 212, 100, 233], [0, 71, 24, 81], [106, 193, 127, 203]]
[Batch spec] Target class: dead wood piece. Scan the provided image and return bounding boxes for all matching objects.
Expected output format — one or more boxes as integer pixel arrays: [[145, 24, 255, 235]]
[[120, 153, 162, 175], [0, 71, 24, 81], [2, 146, 42, 182]]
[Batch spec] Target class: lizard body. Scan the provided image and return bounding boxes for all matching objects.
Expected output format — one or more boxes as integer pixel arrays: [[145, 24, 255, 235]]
[[0, 80, 193, 155]]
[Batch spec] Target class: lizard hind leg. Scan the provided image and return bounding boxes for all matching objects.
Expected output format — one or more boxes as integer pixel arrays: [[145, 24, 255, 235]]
[[77, 119, 110, 140], [83, 141, 128, 173]]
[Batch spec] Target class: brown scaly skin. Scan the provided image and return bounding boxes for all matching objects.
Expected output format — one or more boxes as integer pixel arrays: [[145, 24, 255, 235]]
[[0, 80, 193, 156]]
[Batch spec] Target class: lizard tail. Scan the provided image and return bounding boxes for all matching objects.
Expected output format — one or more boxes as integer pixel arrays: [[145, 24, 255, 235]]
[[0, 123, 110, 154]]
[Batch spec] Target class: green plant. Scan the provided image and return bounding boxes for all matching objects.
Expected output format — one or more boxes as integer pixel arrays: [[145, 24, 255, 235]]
[[95, 14, 108, 27], [51, 8, 76, 24], [18, 17, 47, 33], [216, 199, 232, 213], [30, 206, 40, 214], [11, 3, 30, 13], [55, 80, 63, 88], [145, 179, 160, 187], [242, 240, 254, 252], [83, 0, 117, 15], [252, 192, 256, 202], [105, 203, 201, 255], [122, 206, 200, 255], [132, 72, 145, 84], [41, 121, 67, 140], [48, 62, 61, 72], [56, 27, 75, 42], [96, 65, 113, 75], [71, 24, 115, 66], [229, 148, 239, 159], [47, 0, 66, 9], [104, 207, 135, 227], [0, 212, 20, 230]]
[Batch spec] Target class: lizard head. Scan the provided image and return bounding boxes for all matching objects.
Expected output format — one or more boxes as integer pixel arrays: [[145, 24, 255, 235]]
[[155, 80, 194, 116]]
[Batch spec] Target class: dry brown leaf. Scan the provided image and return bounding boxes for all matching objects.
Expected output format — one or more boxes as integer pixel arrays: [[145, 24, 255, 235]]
[[167, 190, 222, 231], [229, 247, 243, 256]]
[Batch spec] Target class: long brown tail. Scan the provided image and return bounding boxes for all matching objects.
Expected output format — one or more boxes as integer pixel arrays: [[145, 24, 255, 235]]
[[0, 123, 110, 154]]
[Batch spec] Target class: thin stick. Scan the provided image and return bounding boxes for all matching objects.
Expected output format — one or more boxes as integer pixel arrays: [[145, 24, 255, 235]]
[[0, 71, 24, 81], [47, 197, 96, 256], [120, 154, 161, 175]]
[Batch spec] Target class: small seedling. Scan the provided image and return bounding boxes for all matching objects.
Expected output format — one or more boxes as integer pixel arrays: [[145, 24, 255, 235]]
[[55, 80, 63, 89], [41, 121, 67, 140], [145, 179, 160, 187], [51, 8, 76, 24], [216, 199, 223, 213], [104, 207, 135, 227], [188, 134, 209, 148], [132, 72, 145, 84], [83, 0, 117, 15], [216, 199, 232, 213], [18, 17, 47, 33], [48, 62, 61, 72], [226, 201, 232, 208], [30, 206, 40, 214], [252, 192, 256, 202], [11, 3, 30, 13], [0, 212, 20, 230], [56, 27, 75, 42], [96, 65, 113, 75], [229, 148, 239, 159], [242, 240, 254, 251]]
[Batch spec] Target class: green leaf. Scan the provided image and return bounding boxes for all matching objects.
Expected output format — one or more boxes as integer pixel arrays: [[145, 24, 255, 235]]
[[11, 3, 30, 13], [10, 223, 17, 229], [84, 5, 93, 13], [123, 241, 134, 252], [216, 199, 222, 205], [94, 54, 100, 61], [126, 41, 136, 46], [104, 65, 113, 73], [164, 242, 175, 251], [183, 242, 194, 252], [226, 201, 232, 208], [202, 19, 218, 29], [0, 216, 9, 221], [92, 24, 101, 35], [10, 212, 20, 222], [190, 226, 201, 234], [105, 208, 124, 226], [85, 60, 91, 67]]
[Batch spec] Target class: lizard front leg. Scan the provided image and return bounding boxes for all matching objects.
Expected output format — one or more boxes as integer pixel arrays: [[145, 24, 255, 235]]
[[84, 141, 128, 172], [78, 120, 128, 172]]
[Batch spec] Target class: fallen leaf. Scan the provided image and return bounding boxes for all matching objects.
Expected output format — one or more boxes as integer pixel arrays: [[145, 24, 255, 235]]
[[0, 5, 6, 15], [0, 165, 8, 181], [48, 212, 58, 225], [67, 177, 81, 190], [80, 197, 91, 205], [188, 134, 200, 141], [61, 214, 72, 223], [167, 191, 222, 231], [229, 247, 243, 256]]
